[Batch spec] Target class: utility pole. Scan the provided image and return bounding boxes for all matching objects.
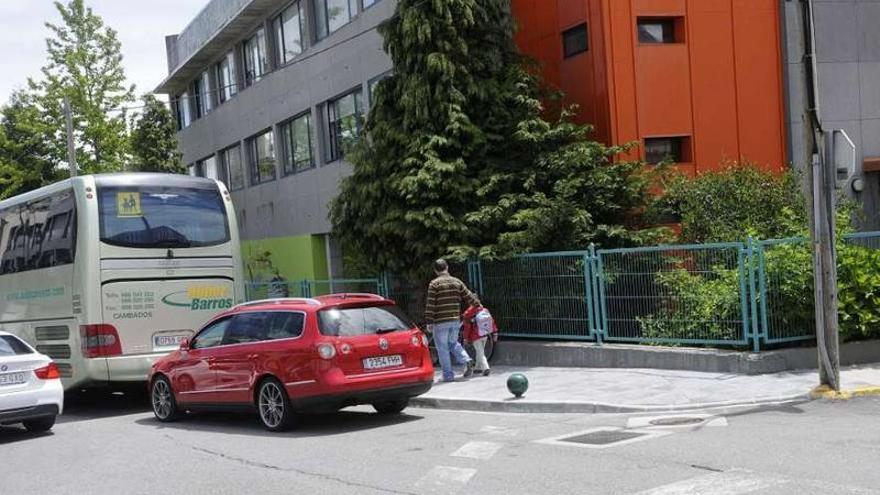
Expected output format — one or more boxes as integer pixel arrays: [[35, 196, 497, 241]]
[[63, 95, 77, 177], [800, 0, 840, 390]]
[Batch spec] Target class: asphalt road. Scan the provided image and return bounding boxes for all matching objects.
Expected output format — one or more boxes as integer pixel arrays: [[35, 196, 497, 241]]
[[1, 390, 879, 495]]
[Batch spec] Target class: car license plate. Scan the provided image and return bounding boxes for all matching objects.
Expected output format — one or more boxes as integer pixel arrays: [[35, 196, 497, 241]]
[[363, 355, 403, 370], [153, 334, 188, 349], [0, 372, 27, 386]]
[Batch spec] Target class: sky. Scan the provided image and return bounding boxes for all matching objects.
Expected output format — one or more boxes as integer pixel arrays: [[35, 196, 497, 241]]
[[0, 0, 209, 103]]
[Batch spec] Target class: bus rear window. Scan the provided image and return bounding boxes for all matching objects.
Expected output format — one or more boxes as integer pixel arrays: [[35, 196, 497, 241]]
[[98, 186, 230, 249]]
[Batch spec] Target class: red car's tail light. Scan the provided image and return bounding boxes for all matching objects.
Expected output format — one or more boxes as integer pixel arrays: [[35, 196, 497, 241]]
[[317, 343, 336, 360], [80, 324, 122, 358], [34, 362, 61, 380], [411, 335, 421, 347]]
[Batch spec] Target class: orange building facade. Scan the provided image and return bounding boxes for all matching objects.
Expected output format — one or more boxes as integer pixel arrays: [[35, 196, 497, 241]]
[[511, 0, 787, 175]]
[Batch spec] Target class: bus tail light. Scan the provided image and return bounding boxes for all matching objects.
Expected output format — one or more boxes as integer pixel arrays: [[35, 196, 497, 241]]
[[80, 324, 122, 358], [34, 362, 61, 380]]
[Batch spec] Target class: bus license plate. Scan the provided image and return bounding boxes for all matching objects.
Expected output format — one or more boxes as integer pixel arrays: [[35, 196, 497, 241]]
[[0, 372, 27, 386], [153, 335, 188, 349], [363, 355, 403, 370]]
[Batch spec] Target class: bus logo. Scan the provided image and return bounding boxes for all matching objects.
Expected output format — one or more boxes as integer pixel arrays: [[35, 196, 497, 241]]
[[161, 286, 233, 311]]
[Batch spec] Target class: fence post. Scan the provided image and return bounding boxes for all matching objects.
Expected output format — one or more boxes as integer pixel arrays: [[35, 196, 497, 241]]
[[746, 238, 761, 352], [588, 244, 604, 345], [300, 280, 311, 298]]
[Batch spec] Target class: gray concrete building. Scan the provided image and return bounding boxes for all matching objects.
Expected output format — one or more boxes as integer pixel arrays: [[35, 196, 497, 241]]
[[782, 0, 880, 229], [156, 0, 395, 282]]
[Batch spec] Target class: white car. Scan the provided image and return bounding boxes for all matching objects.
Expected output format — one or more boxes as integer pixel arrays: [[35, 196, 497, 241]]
[[0, 331, 64, 432]]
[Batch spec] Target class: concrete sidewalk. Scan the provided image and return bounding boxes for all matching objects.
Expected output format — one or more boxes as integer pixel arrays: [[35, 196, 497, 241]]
[[410, 364, 880, 413]]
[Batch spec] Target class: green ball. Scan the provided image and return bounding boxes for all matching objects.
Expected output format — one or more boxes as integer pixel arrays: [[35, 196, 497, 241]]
[[507, 373, 529, 398]]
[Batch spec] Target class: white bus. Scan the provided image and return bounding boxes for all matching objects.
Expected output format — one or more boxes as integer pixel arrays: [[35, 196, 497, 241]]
[[0, 174, 245, 390]]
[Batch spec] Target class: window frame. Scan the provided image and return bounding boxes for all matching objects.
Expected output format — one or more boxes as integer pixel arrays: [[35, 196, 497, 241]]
[[280, 112, 315, 176], [247, 128, 278, 185], [562, 23, 589, 58], [644, 136, 691, 164], [243, 27, 268, 87], [273, 1, 305, 67], [0, 190, 77, 275], [221, 144, 246, 191], [637, 17, 684, 44], [216, 50, 238, 104], [326, 88, 364, 163], [314, 0, 357, 41]]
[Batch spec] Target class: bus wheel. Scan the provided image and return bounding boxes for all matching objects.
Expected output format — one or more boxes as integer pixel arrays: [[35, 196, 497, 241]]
[[151, 376, 181, 422]]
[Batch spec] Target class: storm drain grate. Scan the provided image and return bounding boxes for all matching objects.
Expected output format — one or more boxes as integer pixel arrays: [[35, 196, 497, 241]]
[[559, 430, 648, 446], [536, 427, 672, 449], [648, 417, 705, 427]]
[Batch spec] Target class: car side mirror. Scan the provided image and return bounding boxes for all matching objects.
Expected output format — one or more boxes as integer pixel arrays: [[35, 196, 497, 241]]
[[179, 338, 190, 351]]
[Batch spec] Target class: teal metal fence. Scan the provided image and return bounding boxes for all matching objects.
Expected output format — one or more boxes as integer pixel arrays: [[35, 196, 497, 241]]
[[595, 242, 752, 348], [477, 252, 597, 341], [245, 231, 880, 351]]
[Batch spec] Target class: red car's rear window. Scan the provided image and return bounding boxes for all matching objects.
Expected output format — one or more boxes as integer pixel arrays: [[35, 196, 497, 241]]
[[318, 305, 415, 337]]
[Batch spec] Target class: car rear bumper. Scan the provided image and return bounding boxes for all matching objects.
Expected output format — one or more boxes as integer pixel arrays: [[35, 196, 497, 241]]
[[289, 380, 433, 412], [0, 403, 60, 425], [0, 379, 64, 424]]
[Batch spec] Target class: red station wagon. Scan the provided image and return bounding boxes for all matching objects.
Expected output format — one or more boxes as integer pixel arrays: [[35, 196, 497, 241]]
[[147, 294, 434, 431]]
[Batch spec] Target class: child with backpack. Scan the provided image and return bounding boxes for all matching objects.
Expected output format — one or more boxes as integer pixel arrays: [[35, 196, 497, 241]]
[[462, 305, 498, 377]]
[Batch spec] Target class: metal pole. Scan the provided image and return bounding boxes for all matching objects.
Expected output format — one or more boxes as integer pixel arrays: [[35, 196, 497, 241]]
[[63, 96, 77, 177]]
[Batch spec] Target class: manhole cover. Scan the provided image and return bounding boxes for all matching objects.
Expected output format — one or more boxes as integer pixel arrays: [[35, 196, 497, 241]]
[[559, 430, 648, 446], [648, 417, 705, 427]]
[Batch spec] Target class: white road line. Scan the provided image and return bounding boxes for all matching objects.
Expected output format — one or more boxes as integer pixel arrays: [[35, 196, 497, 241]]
[[450, 441, 504, 460], [480, 425, 520, 437], [633, 470, 788, 495], [414, 466, 477, 494]]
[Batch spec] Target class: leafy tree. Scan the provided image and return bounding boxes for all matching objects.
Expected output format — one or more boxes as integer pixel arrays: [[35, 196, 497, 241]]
[[129, 94, 183, 174], [29, 0, 135, 175], [331, 0, 661, 276], [0, 90, 60, 200]]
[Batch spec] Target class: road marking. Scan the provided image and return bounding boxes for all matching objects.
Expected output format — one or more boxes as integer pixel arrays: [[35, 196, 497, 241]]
[[450, 441, 503, 460], [480, 425, 520, 437], [634, 470, 788, 495], [414, 466, 477, 494]]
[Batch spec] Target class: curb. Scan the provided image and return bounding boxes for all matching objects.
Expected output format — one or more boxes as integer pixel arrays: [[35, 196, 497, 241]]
[[810, 385, 880, 400], [410, 392, 813, 414]]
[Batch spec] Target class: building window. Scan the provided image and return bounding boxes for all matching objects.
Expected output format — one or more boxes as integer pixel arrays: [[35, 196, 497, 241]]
[[176, 91, 192, 130], [562, 23, 588, 58], [187, 163, 200, 177], [363, 0, 378, 8], [326, 89, 363, 162], [637, 18, 683, 44], [281, 113, 314, 175], [314, 0, 357, 40], [368, 72, 391, 110], [216, 50, 238, 103], [243, 28, 268, 86], [222, 145, 245, 190], [248, 129, 277, 184], [273, 1, 304, 66], [192, 70, 212, 118], [644, 137, 690, 164], [201, 156, 220, 180]]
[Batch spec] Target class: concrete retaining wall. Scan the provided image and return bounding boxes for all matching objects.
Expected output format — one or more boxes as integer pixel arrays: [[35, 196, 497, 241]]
[[493, 340, 880, 375]]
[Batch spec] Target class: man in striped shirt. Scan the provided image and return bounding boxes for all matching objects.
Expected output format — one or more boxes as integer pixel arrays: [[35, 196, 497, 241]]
[[425, 259, 479, 382]]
